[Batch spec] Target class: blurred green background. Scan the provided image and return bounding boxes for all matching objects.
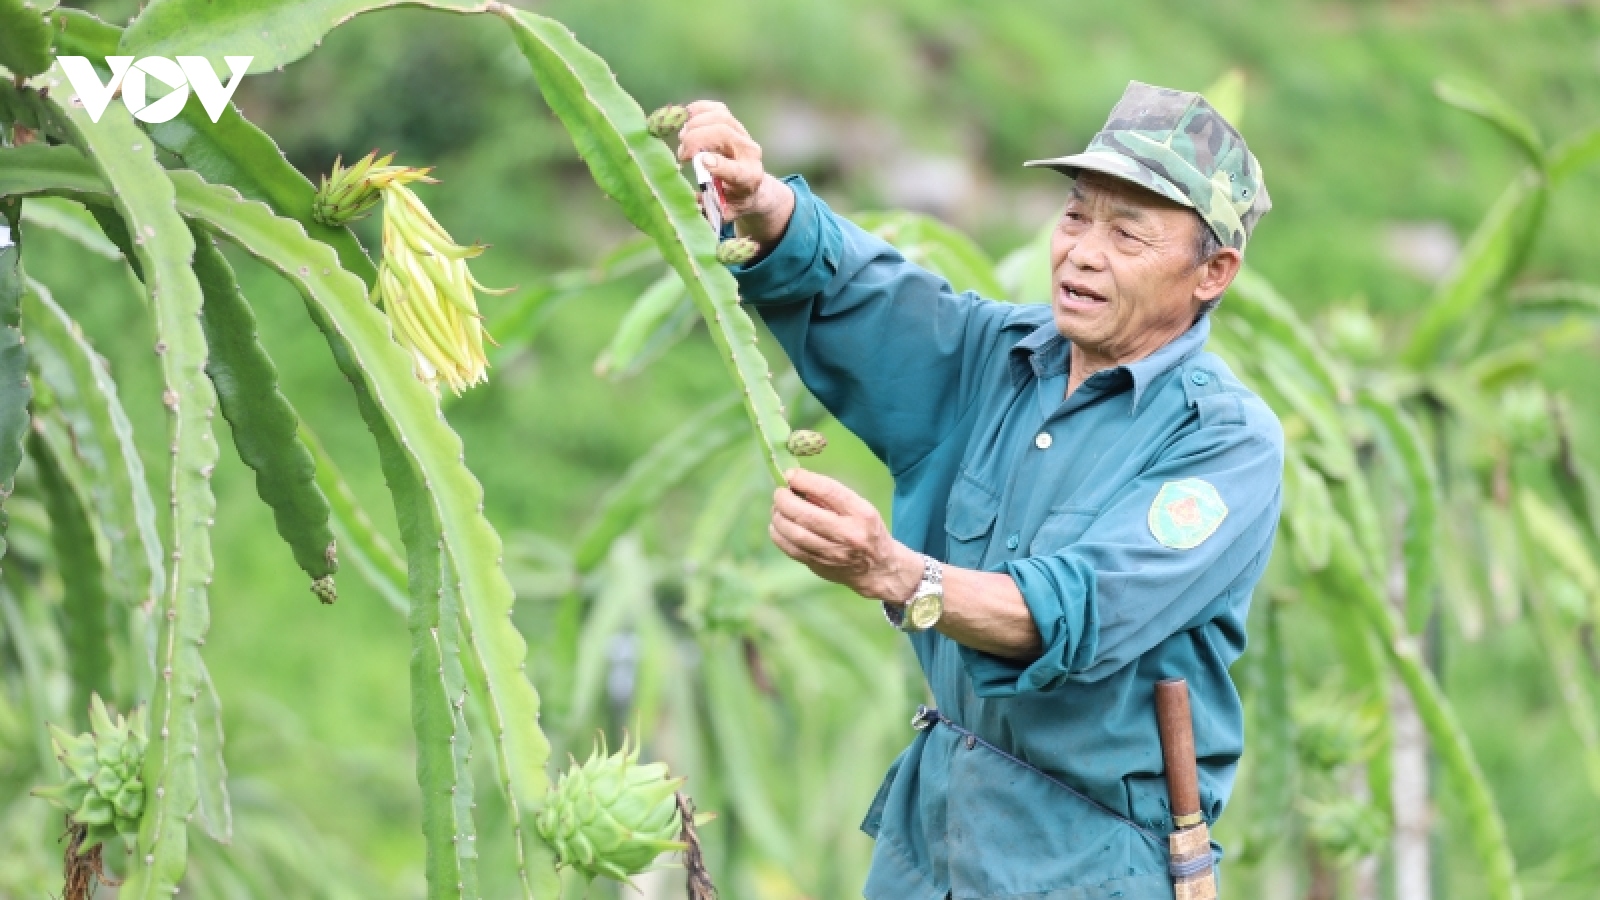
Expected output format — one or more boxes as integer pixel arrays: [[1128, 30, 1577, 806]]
[[13, 0, 1600, 896]]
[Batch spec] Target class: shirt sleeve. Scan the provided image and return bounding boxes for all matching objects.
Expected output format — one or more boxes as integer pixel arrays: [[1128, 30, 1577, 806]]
[[960, 404, 1285, 696], [732, 176, 1022, 476]]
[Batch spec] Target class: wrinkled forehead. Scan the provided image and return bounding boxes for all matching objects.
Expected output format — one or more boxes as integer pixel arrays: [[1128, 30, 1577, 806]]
[[1067, 171, 1194, 219]]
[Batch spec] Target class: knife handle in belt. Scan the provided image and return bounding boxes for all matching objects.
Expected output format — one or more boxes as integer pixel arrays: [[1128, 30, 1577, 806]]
[[1155, 678, 1217, 900]]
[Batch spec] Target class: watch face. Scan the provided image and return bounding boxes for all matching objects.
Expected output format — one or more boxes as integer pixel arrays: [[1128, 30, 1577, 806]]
[[907, 592, 943, 630]]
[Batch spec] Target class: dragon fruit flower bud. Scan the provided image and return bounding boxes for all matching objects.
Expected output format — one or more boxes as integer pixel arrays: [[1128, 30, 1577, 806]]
[[786, 429, 827, 457], [715, 237, 759, 266], [311, 151, 435, 228], [310, 575, 338, 605], [645, 105, 688, 140], [32, 695, 148, 852], [535, 732, 688, 884]]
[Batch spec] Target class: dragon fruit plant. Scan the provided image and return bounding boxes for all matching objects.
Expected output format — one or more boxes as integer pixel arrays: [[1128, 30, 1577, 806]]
[[0, 0, 807, 894]]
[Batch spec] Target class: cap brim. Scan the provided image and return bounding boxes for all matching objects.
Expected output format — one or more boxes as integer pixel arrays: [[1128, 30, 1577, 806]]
[[1024, 150, 1194, 212]]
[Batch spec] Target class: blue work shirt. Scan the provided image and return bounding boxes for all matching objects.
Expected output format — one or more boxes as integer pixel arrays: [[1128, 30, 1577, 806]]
[[733, 178, 1285, 900]]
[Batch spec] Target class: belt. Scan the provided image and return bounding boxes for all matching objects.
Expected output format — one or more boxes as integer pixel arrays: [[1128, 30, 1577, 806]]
[[910, 705, 1164, 845]]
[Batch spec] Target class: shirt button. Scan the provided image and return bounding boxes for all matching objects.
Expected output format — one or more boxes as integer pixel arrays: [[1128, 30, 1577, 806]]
[[1005, 533, 1019, 550], [1035, 432, 1053, 449], [1189, 370, 1211, 386]]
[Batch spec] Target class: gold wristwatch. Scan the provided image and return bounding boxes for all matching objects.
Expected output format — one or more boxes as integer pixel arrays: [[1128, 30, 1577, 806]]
[[884, 555, 943, 633]]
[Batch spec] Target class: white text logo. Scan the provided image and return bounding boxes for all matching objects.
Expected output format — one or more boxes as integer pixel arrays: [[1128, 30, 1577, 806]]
[[57, 56, 253, 124]]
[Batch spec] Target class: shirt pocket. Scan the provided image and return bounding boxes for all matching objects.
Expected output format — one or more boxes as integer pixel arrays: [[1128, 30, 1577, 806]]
[[944, 473, 999, 569], [1028, 506, 1100, 557]]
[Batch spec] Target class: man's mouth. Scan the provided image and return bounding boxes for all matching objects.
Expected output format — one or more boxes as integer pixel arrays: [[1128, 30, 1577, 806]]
[[1059, 281, 1110, 310]]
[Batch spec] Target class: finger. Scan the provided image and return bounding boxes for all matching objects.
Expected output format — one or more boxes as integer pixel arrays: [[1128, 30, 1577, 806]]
[[770, 508, 846, 562], [677, 122, 756, 162], [786, 468, 874, 517], [705, 155, 768, 200], [684, 101, 751, 137], [768, 521, 809, 564], [773, 486, 853, 543]]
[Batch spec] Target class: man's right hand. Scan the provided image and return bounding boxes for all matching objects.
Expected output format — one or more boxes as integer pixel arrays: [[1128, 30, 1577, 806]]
[[675, 101, 796, 250]]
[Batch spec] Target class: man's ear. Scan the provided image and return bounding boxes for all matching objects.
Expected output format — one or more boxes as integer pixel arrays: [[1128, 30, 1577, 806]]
[[1195, 247, 1243, 304]]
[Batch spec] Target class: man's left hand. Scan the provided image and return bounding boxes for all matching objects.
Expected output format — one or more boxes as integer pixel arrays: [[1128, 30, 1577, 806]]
[[769, 469, 922, 604]]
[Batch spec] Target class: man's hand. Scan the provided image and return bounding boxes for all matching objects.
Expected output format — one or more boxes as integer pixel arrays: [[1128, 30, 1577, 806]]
[[674, 101, 796, 248], [769, 469, 922, 604]]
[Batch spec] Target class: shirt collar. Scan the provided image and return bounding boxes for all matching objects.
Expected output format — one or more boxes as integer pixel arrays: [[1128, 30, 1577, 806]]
[[1008, 314, 1212, 412]]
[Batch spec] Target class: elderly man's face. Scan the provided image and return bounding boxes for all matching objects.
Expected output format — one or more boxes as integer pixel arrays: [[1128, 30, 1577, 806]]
[[1049, 172, 1240, 366]]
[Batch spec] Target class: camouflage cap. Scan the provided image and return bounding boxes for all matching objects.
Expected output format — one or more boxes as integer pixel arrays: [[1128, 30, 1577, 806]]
[[1025, 81, 1270, 251]]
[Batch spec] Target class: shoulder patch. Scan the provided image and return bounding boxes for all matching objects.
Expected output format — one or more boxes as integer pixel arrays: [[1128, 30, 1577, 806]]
[[1148, 478, 1228, 549]]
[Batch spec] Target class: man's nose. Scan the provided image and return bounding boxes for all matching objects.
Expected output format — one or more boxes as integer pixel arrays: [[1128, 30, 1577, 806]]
[[1064, 230, 1108, 271]]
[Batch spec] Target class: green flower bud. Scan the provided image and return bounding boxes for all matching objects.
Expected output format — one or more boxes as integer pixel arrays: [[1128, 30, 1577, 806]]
[[645, 105, 688, 140], [786, 429, 827, 457], [311, 574, 338, 605], [535, 733, 687, 884], [715, 237, 759, 266], [312, 151, 436, 228], [33, 695, 148, 852]]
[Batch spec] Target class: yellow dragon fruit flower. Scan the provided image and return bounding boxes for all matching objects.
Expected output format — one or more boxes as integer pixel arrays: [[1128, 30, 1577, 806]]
[[326, 158, 511, 396]]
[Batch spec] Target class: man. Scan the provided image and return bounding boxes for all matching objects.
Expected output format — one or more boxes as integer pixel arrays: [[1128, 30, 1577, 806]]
[[675, 82, 1283, 899]]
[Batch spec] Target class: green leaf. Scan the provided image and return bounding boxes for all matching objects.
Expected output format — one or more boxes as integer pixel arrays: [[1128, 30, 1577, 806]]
[[1511, 280, 1600, 319], [1257, 340, 1356, 479], [1321, 518, 1523, 900], [1362, 392, 1440, 634], [682, 448, 763, 628], [497, 7, 797, 484], [1434, 78, 1545, 167], [996, 214, 1055, 305], [0, 0, 55, 79], [49, 7, 119, 57], [147, 105, 378, 286], [20, 197, 122, 260], [491, 237, 660, 356], [192, 222, 339, 593], [1522, 571, 1600, 798], [301, 423, 408, 614], [1203, 69, 1247, 129], [168, 166, 555, 894], [32, 66, 219, 896], [121, 0, 487, 74], [1227, 267, 1351, 405], [1403, 170, 1547, 367], [191, 659, 232, 845], [573, 392, 744, 573], [0, 581, 58, 769], [1516, 489, 1600, 627], [55, 8, 377, 285], [1282, 445, 1332, 571], [28, 421, 112, 722], [565, 535, 652, 732], [593, 271, 694, 380], [853, 210, 1005, 298], [1548, 124, 1600, 185], [701, 634, 794, 866], [1236, 597, 1292, 859], [22, 276, 165, 611], [0, 201, 33, 513]]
